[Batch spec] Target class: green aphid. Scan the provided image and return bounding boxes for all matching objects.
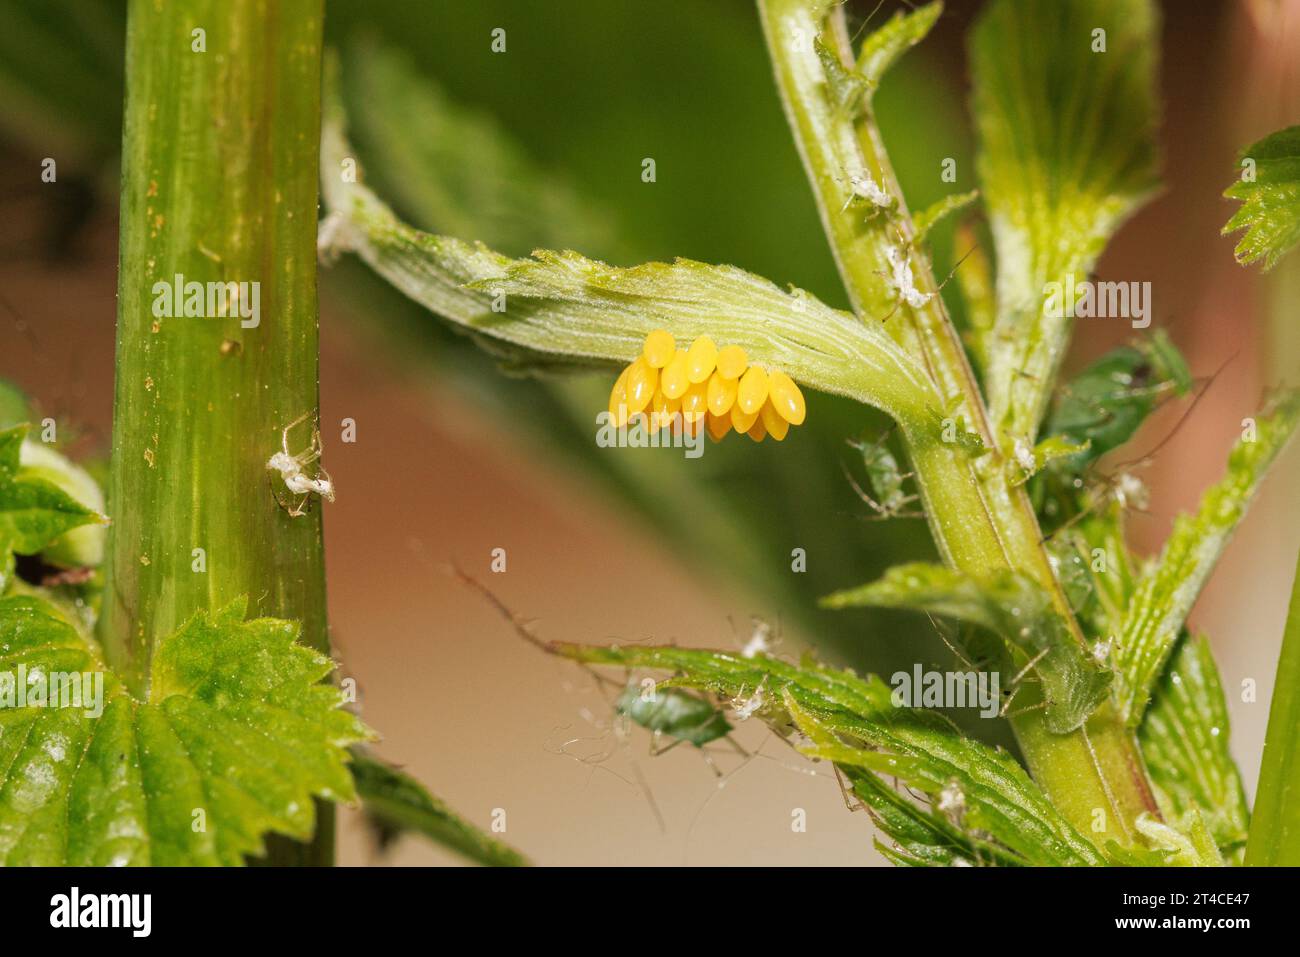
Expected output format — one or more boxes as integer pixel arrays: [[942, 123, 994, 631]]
[[1045, 330, 1192, 472], [615, 684, 732, 748], [848, 435, 919, 518]]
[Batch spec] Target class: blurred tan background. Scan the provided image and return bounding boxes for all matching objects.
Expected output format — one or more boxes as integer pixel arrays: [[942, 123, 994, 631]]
[[1, 0, 1298, 865]]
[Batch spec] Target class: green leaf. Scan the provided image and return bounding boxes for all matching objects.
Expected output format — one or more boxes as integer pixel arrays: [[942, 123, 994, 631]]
[[855, 1, 944, 92], [0, 595, 368, 865], [1115, 391, 1300, 723], [972, 0, 1161, 443], [549, 641, 1104, 866], [1139, 634, 1248, 861], [320, 56, 939, 427], [1223, 125, 1300, 270], [912, 190, 979, 245], [846, 763, 1022, 867], [350, 750, 528, 867], [0, 425, 102, 590], [1248, 547, 1300, 865], [823, 562, 1111, 733]]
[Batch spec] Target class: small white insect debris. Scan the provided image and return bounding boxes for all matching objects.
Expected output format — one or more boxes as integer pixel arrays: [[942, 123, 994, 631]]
[[951, 857, 974, 867], [1091, 638, 1113, 667], [1013, 438, 1037, 473], [268, 415, 336, 516], [1114, 472, 1149, 511], [884, 245, 933, 309], [842, 171, 891, 210], [742, 619, 773, 658], [731, 682, 766, 721], [937, 779, 966, 824]]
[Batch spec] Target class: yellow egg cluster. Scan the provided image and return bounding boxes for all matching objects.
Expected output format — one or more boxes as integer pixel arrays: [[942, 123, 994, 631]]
[[607, 330, 807, 443]]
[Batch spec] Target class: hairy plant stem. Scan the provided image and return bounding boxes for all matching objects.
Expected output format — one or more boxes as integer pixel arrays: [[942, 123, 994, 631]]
[[758, 0, 1158, 847], [102, 0, 331, 864]]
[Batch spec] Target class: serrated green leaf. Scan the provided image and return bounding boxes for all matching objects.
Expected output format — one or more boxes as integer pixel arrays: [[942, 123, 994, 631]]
[[320, 58, 939, 426], [350, 750, 528, 867], [1139, 634, 1248, 861], [0, 426, 102, 590], [1116, 391, 1300, 723], [1223, 125, 1300, 270], [973, 0, 1161, 443], [550, 641, 1103, 866], [855, 1, 943, 91], [912, 190, 979, 245], [0, 595, 368, 865], [822, 562, 1111, 732]]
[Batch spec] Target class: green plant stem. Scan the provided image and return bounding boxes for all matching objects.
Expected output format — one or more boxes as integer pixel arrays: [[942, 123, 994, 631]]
[[1247, 548, 1300, 865], [101, 0, 331, 864], [758, 0, 1158, 847]]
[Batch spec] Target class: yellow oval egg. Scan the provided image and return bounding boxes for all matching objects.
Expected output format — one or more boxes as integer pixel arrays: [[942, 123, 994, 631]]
[[736, 365, 770, 415], [625, 357, 658, 413], [660, 349, 691, 399], [643, 329, 676, 368], [650, 390, 680, 431], [706, 370, 738, 416], [731, 403, 759, 433], [768, 369, 806, 425], [760, 399, 789, 441], [686, 336, 718, 383], [747, 415, 768, 442], [706, 412, 731, 443], [716, 344, 748, 379], [680, 381, 708, 419], [608, 366, 630, 422]]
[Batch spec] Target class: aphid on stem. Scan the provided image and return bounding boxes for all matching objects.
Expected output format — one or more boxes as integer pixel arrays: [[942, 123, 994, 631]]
[[844, 431, 923, 520], [267, 413, 335, 517]]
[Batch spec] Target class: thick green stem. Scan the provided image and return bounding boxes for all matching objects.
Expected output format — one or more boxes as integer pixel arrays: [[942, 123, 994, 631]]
[[102, 0, 331, 863], [758, 0, 1158, 847]]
